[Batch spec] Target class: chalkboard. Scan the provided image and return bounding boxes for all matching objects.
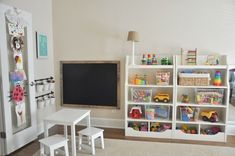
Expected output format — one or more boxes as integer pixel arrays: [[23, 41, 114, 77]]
[[61, 61, 120, 108]]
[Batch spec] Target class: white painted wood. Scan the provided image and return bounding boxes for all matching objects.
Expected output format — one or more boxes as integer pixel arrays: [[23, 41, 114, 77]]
[[0, 83, 5, 156], [39, 135, 68, 156], [177, 65, 227, 69], [174, 130, 225, 142], [127, 118, 172, 123], [71, 124, 76, 156], [127, 84, 174, 88], [0, 3, 37, 154], [176, 103, 227, 108], [40, 143, 44, 156], [125, 54, 228, 142], [177, 85, 228, 89], [64, 125, 67, 139], [78, 127, 104, 155], [44, 108, 91, 156], [176, 120, 226, 126], [174, 55, 228, 142], [125, 55, 175, 139], [128, 65, 174, 69], [126, 127, 172, 138], [128, 102, 173, 106]]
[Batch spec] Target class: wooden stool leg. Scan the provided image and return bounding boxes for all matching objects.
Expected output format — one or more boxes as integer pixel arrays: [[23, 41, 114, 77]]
[[78, 134, 82, 150], [91, 137, 95, 155], [40, 143, 44, 156], [64, 143, 69, 156], [50, 148, 54, 156], [100, 133, 104, 149]]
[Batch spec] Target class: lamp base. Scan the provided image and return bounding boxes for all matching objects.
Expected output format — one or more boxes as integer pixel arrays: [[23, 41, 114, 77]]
[[132, 42, 135, 65]]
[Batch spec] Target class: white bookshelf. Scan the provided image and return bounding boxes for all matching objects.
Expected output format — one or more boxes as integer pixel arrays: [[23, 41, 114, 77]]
[[174, 55, 228, 142], [125, 54, 229, 142], [125, 55, 175, 139]]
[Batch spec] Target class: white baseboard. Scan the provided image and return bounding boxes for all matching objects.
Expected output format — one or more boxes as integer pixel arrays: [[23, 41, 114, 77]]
[[227, 121, 235, 136], [37, 117, 124, 135], [90, 117, 124, 129]]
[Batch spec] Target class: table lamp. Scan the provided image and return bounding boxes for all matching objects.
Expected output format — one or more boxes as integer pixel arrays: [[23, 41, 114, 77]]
[[127, 31, 139, 65]]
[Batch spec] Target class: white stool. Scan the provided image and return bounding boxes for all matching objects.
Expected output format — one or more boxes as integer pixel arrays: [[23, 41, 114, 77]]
[[78, 127, 104, 155], [39, 135, 69, 156]]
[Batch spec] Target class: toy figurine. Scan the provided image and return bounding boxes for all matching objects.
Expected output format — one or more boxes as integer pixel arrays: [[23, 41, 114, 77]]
[[132, 123, 140, 131], [152, 54, 158, 65], [147, 54, 152, 65], [141, 54, 147, 65], [181, 124, 197, 134], [134, 74, 148, 85], [180, 106, 199, 121], [213, 71, 222, 86], [161, 57, 172, 65], [150, 122, 161, 132], [140, 123, 148, 131], [181, 94, 190, 103]]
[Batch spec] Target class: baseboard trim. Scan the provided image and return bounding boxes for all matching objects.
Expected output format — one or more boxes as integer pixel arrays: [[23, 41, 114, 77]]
[[90, 117, 124, 129], [37, 117, 124, 135]]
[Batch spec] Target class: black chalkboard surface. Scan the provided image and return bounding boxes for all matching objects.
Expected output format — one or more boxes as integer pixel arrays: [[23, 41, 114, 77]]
[[61, 61, 120, 108]]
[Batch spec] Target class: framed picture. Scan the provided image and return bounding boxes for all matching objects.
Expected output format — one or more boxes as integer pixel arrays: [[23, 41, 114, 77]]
[[36, 32, 48, 58]]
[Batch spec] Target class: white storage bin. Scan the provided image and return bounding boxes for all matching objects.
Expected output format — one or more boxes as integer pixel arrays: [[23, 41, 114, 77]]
[[37, 98, 45, 109], [43, 82, 50, 91], [50, 97, 55, 105], [44, 97, 51, 106], [36, 84, 44, 93]]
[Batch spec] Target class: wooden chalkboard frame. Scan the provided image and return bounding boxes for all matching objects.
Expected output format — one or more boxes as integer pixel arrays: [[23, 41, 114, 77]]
[[60, 60, 120, 109]]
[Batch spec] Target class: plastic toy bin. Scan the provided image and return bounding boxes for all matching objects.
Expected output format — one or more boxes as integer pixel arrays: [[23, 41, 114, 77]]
[[196, 89, 224, 105], [131, 88, 152, 102]]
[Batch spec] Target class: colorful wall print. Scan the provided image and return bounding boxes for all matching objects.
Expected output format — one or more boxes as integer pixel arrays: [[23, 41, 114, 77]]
[[36, 32, 48, 58]]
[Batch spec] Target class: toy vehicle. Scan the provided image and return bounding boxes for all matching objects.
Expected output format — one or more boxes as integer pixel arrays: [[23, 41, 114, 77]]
[[201, 111, 219, 122], [201, 126, 221, 135], [153, 93, 170, 103]]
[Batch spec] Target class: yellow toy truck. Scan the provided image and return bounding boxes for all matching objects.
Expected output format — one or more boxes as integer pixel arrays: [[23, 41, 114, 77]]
[[200, 111, 219, 122], [153, 93, 170, 103]]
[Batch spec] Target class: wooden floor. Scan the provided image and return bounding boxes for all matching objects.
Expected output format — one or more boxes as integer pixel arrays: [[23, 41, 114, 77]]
[[9, 126, 235, 156]]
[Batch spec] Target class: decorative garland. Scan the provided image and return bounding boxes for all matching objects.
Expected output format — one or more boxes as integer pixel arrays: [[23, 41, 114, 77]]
[[5, 8, 27, 127]]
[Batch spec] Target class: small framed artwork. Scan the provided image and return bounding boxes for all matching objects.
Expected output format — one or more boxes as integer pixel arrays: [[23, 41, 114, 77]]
[[36, 32, 48, 58]]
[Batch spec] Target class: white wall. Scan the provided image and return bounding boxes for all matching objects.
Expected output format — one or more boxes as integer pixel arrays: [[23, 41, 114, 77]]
[[0, 0, 55, 133], [53, 0, 235, 123]]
